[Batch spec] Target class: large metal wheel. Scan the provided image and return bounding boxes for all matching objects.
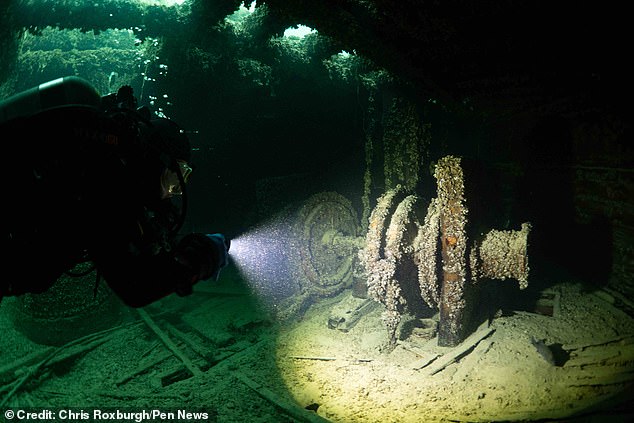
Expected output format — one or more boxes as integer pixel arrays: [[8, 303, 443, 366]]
[[359, 186, 408, 274], [415, 198, 441, 309], [293, 192, 362, 297]]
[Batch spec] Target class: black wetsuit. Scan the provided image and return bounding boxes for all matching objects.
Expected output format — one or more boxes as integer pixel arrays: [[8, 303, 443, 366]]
[[1, 105, 207, 307]]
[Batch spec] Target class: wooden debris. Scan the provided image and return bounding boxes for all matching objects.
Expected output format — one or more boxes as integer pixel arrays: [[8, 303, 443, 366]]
[[564, 336, 634, 370], [164, 322, 215, 363], [328, 298, 380, 332], [564, 369, 634, 387], [137, 308, 202, 377], [592, 288, 634, 317], [88, 389, 186, 401], [411, 353, 441, 370], [233, 372, 331, 423], [0, 322, 140, 394], [154, 367, 195, 388], [399, 336, 440, 356], [202, 338, 270, 375], [421, 322, 495, 376], [533, 290, 560, 317], [566, 347, 624, 367], [0, 347, 54, 385], [289, 356, 373, 363], [140, 340, 160, 358], [400, 338, 443, 369], [546, 333, 634, 388], [115, 351, 172, 387], [0, 334, 109, 407], [601, 286, 634, 314], [290, 356, 337, 361], [563, 334, 634, 352], [559, 355, 634, 387]]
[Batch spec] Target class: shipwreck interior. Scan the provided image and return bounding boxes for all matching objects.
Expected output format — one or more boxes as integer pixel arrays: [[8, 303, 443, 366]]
[[1, 1, 633, 422]]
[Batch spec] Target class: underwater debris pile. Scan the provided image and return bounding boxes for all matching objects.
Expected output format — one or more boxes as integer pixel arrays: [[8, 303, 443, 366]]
[[358, 155, 531, 347]]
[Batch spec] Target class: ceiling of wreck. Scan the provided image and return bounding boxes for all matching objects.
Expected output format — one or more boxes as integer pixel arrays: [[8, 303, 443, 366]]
[[4, 0, 629, 120], [263, 0, 630, 118]]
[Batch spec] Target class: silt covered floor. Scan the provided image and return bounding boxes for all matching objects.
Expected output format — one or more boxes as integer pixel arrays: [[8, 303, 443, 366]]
[[1, 267, 633, 422]]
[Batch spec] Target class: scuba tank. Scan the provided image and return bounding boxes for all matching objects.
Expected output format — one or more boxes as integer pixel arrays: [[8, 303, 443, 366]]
[[0, 76, 101, 124]]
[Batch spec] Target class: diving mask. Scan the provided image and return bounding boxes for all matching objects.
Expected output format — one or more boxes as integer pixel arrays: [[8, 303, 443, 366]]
[[162, 160, 192, 198]]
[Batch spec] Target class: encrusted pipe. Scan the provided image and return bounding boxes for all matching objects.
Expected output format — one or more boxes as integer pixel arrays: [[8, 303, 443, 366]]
[[470, 222, 531, 289], [321, 230, 366, 254]]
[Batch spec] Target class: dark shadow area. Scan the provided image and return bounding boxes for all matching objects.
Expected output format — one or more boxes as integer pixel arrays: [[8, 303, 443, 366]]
[[518, 116, 614, 291]]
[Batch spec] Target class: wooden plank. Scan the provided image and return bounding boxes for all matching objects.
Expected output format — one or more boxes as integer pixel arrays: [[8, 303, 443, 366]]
[[411, 353, 441, 370], [137, 309, 202, 377], [0, 347, 54, 385], [328, 298, 380, 332], [563, 335, 634, 352], [289, 356, 373, 363], [290, 356, 337, 361], [164, 322, 215, 363], [0, 337, 107, 408], [115, 351, 172, 386], [233, 372, 331, 423], [563, 368, 634, 387], [422, 322, 495, 376]]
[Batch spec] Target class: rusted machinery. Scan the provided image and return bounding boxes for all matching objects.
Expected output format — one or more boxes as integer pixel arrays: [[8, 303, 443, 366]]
[[290, 155, 530, 348], [292, 192, 365, 298], [359, 155, 530, 347]]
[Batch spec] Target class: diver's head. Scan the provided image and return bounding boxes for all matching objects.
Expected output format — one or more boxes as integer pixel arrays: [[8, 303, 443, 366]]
[[160, 160, 192, 199], [116, 85, 137, 110], [146, 118, 192, 199]]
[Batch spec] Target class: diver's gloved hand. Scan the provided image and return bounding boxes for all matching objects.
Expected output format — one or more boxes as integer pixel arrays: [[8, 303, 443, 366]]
[[205, 233, 230, 280], [174, 232, 230, 283]]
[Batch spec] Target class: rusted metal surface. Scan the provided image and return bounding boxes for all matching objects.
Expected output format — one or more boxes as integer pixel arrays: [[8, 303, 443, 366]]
[[415, 198, 441, 309], [470, 223, 531, 289], [358, 186, 408, 346], [294, 192, 362, 297], [297, 156, 531, 348], [366, 156, 531, 347], [435, 156, 469, 347]]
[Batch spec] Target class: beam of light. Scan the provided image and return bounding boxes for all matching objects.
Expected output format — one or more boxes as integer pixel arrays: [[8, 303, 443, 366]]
[[229, 214, 302, 313]]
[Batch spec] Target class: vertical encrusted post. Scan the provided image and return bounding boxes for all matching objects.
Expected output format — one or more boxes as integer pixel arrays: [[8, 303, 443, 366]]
[[434, 156, 468, 347]]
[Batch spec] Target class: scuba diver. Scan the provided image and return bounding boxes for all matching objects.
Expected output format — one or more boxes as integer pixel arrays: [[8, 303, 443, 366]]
[[0, 76, 230, 307]]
